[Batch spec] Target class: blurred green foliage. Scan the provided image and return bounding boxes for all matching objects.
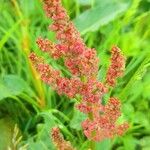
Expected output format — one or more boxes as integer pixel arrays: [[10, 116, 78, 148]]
[[0, 0, 150, 149]]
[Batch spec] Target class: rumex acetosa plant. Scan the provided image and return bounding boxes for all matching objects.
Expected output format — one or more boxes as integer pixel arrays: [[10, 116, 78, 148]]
[[29, 0, 128, 146]]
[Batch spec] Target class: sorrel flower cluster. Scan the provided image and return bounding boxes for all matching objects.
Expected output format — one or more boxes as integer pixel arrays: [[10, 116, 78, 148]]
[[51, 127, 75, 150], [29, 0, 128, 141]]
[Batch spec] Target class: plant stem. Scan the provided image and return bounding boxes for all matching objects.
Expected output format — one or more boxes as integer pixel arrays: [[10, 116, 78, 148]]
[[90, 140, 95, 150], [88, 109, 95, 150]]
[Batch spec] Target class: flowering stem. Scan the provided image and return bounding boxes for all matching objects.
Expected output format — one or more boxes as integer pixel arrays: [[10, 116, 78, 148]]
[[29, 0, 129, 145], [88, 111, 93, 120], [90, 140, 95, 150], [88, 107, 95, 149]]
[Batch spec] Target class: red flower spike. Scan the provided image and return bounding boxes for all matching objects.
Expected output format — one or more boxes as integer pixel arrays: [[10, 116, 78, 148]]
[[76, 103, 92, 114], [106, 46, 125, 87], [81, 97, 128, 141], [29, 0, 128, 142], [51, 127, 75, 150]]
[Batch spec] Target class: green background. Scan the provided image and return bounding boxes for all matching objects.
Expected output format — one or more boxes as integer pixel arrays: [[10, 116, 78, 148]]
[[0, 0, 150, 149]]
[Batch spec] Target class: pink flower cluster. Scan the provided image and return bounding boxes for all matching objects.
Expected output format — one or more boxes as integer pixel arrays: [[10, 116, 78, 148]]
[[51, 127, 75, 150], [37, 0, 99, 78], [29, 0, 128, 141], [106, 46, 125, 86], [82, 98, 129, 141]]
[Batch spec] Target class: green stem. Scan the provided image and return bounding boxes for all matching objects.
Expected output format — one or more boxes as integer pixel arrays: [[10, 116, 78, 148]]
[[90, 140, 95, 150], [88, 109, 96, 150]]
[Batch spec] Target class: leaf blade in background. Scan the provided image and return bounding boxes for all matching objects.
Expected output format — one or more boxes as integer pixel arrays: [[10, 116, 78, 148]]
[[95, 139, 111, 150], [0, 75, 34, 100], [70, 109, 87, 130], [27, 114, 56, 150], [0, 19, 22, 51], [74, 2, 129, 34]]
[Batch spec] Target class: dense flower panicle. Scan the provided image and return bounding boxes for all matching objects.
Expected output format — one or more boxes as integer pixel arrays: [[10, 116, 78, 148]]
[[64, 52, 99, 77], [43, 0, 99, 78], [29, 0, 128, 142], [29, 52, 43, 63], [36, 37, 60, 59], [36, 37, 53, 52], [106, 46, 125, 87], [44, 0, 82, 48], [76, 103, 92, 114], [116, 123, 129, 136], [80, 80, 107, 95], [29, 52, 60, 89], [82, 98, 128, 141], [104, 97, 121, 121], [80, 80, 107, 104], [51, 127, 75, 150], [56, 77, 78, 98]]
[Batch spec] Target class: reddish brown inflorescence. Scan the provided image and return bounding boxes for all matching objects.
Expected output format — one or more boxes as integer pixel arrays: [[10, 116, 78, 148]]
[[29, 0, 128, 141], [51, 127, 75, 150], [106, 46, 125, 87]]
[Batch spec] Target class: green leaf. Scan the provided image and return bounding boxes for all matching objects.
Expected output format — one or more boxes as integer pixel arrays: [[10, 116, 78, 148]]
[[143, 72, 150, 99], [70, 109, 87, 130], [95, 139, 111, 150], [27, 114, 56, 150], [0, 19, 22, 51], [78, 0, 92, 6], [27, 112, 74, 150], [74, 1, 128, 34], [123, 135, 138, 150], [132, 111, 150, 131], [139, 136, 150, 149], [0, 75, 34, 100], [80, 140, 90, 150]]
